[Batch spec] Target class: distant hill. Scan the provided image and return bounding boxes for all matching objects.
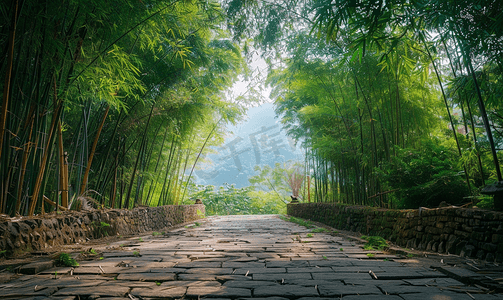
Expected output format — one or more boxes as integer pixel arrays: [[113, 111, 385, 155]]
[[193, 103, 304, 187]]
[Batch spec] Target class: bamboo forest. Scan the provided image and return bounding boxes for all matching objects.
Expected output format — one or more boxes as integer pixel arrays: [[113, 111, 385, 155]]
[[1, 0, 503, 217]]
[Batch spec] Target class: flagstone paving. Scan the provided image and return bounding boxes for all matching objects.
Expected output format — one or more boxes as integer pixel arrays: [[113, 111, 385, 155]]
[[0, 214, 502, 299]]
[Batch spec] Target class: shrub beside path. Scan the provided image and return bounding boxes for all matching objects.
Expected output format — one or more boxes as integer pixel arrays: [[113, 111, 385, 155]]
[[0, 214, 501, 299]]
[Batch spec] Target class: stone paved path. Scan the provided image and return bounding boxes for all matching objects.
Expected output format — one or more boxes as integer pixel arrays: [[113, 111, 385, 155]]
[[0, 215, 502, 299]]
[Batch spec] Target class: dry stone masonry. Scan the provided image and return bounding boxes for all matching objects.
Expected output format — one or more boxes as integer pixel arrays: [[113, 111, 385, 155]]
[[0, 205, 205, 255], [288, 203, 503, 262]]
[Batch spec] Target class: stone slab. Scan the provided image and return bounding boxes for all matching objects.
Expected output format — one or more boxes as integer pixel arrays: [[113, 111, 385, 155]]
[[312, 272, 373, 281], [99, 280, 156, 287], [53, 286, 130, 297], [186, 286, 251, 298], [0, 286, 58, 298], [18, 261, 55, 275], [183, 268, 233, 275], [38, 278, 108, 288], [128, 261, 176, 268], [177, 273, 218, 281], [130, 286, 187, 298], [161, 280, 221, 287], [222, 280, 279, 288], [221, 262, 265, 268], [175, 262, 222, 268], [216, 275, 254, 281], [240, 297, 289, 300], [102, 252, 141, 258], [377, 284, 442, 295], [307, 260, 354, 267], [72, 266, 125, 275], [253, 285, 319, 297], [330, 266, 375, 273], [150, 267, 186, 273], [343, 296, 403, 300], [116, 272, 175, 281], [266, 261, 310, 268], [253, 273, 312, 281], [371, 270, 435, 280], [233, 268, 286, 275], [286, 267, 334, 273], [318, 284, 381, 296], [400, 291, 475, 300], [284, 279, 342, 286], [403, 278, 465, 286]]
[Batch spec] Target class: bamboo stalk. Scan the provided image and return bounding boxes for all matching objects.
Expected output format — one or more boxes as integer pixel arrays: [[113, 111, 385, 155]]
[[57, 120, 69, 208], [146, 125, 170, 204], [420, 32, 472, 194], [43, 195, 67, 211], [95, 110, 122, 204], [15, 112, 35, 215], [79, 105, 110, 195], [0, 0, 18, 162], [125, 103, 155, 208], [111, 163, 117, 208], [29, 101, 62, 216]]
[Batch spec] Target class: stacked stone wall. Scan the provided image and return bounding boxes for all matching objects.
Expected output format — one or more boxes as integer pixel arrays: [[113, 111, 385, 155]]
[[287, 203, 503, 262], [0, 205, 205, 254]]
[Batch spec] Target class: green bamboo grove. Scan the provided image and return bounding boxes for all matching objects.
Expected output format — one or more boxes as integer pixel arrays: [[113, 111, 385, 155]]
[[0, 0, 245, 216], [223, 0, 503, 209], [2, 0, 503, 216]]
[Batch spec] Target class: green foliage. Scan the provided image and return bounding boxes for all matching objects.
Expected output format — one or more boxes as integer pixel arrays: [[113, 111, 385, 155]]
[[55, 253, 79, 267], [90, 222, 111, 238], [268, 31, 444, 205], [280, 216, 315, 228], [0, 0, 248, 216], [186, 182, 286, 215], [249, 161, 307, 201], [361, 236, 389, 251], [227, 0, 503, 210], [376, 142, 469, 208], [81, 248, 98, 256], [152, 232, 162, 236], [5, 0, 502, 216], [311, 227, 328, 233], [474, 195, 494, 209]]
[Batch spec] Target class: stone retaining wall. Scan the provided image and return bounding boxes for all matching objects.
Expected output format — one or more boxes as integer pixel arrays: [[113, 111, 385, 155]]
[[0, 205, 205, 255], [287, 203, 503, 262]]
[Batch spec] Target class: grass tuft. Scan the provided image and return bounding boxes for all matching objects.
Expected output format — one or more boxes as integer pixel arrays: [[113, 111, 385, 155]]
[[280, 215, 315, 228], [361, 235, 389, 251], [55, 253, 79, 267]]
